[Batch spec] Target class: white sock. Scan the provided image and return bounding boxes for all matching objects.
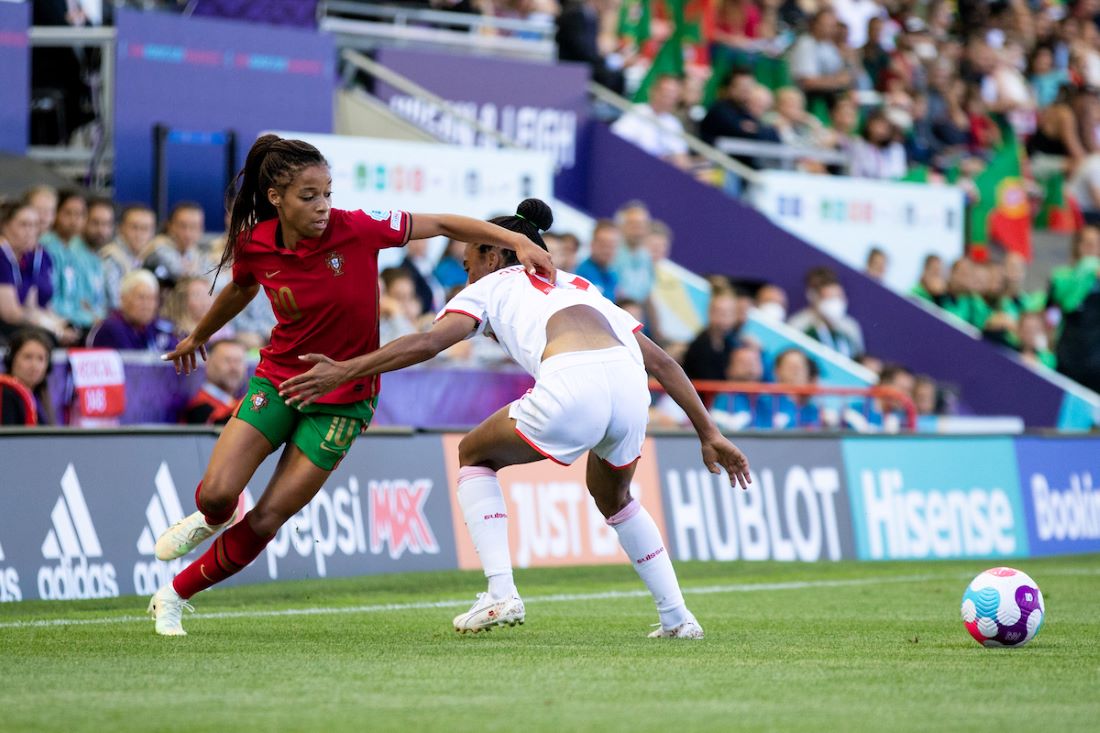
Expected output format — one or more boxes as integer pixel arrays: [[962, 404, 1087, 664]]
[[457, 466, 516, 600], [608, 499, 689, 629]]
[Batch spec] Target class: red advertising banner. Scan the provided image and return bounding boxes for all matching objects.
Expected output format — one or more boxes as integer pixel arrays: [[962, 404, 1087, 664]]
[[442, 435, 668, 570]]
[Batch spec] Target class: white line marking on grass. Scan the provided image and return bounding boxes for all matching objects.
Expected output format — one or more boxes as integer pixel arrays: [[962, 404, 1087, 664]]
[[0, 573, 941, 630]]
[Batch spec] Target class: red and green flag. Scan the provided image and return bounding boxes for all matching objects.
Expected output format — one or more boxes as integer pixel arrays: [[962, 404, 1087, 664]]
[[969, 141, 1032, 262]]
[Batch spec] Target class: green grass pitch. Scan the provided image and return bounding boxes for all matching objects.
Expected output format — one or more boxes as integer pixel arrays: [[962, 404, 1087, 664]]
[[2, 556, 1098, 733]]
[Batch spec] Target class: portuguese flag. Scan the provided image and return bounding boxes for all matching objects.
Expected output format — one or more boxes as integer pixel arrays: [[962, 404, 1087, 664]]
[[969, 141, 1032, 262]]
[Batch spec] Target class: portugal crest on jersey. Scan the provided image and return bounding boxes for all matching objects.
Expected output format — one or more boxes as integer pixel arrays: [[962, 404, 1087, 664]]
[[326, 251, 345, 277], [249, 392, 269, 412]]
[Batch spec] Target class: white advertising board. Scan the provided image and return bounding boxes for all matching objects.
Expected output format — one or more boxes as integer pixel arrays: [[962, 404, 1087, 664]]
[[748, 171, 965, 293]]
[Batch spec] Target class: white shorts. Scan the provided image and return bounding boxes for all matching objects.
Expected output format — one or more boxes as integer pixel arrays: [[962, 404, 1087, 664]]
[[509, 346, 650, 468]]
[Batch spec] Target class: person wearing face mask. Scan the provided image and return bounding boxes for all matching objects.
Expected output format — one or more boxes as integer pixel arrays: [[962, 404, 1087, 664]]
[[787, 267, 865, 359], [753, 283, 788, 323], [1049, 226, 1100, 391]]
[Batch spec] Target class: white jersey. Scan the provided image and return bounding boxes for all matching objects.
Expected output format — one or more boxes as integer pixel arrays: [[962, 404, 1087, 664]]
[[437, 266, 645, 379]]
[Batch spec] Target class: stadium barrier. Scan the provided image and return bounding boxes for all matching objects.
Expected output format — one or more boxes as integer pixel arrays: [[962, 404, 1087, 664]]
[[1, 429, 1097, 603]]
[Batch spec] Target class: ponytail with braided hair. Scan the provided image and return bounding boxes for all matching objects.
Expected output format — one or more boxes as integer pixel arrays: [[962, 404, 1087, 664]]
[[478, 198, 553, 267], [216, 134, 329, 281]]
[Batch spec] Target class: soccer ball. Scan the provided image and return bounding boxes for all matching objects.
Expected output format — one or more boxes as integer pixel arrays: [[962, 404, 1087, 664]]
[[960, 567, 1044, 647]]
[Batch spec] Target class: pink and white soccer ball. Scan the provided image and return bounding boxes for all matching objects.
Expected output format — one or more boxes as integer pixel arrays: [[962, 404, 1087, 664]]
[[960, 567, 1045, 647]]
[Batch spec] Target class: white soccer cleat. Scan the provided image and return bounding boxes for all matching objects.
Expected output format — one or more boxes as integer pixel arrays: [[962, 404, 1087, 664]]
[[147, 584, 194, 637], [648, 614, 705, 639], [453, 592, 526, 634], [154, 508, 237, 561]]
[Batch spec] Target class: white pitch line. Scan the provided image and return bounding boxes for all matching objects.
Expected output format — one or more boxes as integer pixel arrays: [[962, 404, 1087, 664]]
[[0, 573, 940, 631]]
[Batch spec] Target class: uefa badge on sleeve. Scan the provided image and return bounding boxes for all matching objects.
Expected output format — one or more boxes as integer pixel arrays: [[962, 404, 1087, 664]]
[[326, 251, 345, 277]]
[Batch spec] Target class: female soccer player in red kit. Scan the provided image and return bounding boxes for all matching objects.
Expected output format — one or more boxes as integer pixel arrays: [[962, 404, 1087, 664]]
[[148, 135, 554, 636], [282, 199, 751, 638]]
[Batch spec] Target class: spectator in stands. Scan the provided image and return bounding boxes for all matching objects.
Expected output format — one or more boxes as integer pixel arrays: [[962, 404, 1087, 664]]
[[612, 201, 655, 303], [379, 267, 423, 346], [711, 344, 770, 431], [41, 190, 106, 340], [1017, 310, 1057, 370], [788, 9, 852, 107], [143, 202, 212, 284], [87, 269, 177, 351], [713, 0, 775, 54], [401, 237, 445, 316], [912, 374, 940, 417], [859, 362, 916, 433], [434, 238, 469, 291], [911, 253, 945, 302], [0, 200, 73, 346], [864, 246, 888, 281], [169, 276, 233, 342], [788, 266, 865, 359], [1050, 225, 1100, 392], [100, 204, 156, 308], [575, 219, 620, 299], [24, 185, 57, 243], [1, 328, 55, 426], [825, 93, 861, 160], [850, 108, 908, 179], [765, 86, 831, 169], [1028, 84, 1086, 165], [936, 257, 990, 329], [610, 74, 692, 170], [682, 288, 743, 381], [699, 68, 782, 164], [926, 62, 971, 154], [546, 231, 580, 273], [1029, 44, 1069, 110], [861, 15, 891, 90], [180, 339, 247, 425], [83, 196, 115, 253], [753, 282, 788, 323], [556, 0, 626, 94], [770, 348, 821, 429], [1068, 152, 1100, 225], [834, 0, 885, 52]]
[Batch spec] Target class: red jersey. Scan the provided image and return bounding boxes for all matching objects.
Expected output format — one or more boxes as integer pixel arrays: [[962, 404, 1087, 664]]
[[232, 208, 411, 404]]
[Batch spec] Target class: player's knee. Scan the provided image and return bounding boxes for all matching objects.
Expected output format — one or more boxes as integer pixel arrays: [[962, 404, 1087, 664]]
[[198, 473, 240, 513], [247, 505, 289, 537], [457, 435, 480, 468]]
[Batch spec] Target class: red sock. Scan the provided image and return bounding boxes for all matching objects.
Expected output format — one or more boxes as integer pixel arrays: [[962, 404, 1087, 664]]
[[172, 512, 272, 599], [195, 481, 235, 526]]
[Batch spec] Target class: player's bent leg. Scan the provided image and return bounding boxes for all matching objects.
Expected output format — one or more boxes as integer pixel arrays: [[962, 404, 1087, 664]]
[[586, 454, 702, 639], [150, 445, 331, 636], [155, 417, 277, 561], [451, 406, 545, 632]]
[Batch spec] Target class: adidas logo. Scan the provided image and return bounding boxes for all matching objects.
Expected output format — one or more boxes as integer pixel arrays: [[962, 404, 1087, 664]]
[[37, 464, 118, 600], [133, 463, 188, 596], [0, 537, 20, 602]]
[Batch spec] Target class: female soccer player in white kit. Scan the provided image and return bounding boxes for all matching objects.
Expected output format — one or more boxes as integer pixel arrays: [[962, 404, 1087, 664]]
[[281, 199, 751, 638]]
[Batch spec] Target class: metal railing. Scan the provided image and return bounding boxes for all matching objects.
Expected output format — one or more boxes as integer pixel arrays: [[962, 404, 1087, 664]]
[[322, 1, 555, 62], [714, 136, 850, 171], [340, 48, 524, 153], [586, 82, 761, 186]]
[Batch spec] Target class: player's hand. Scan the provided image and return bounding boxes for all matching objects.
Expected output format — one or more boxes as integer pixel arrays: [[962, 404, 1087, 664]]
[[701, 434, 752, 490], [161, 336, 208, 375], [516, 235, 556, 284], [280, 354, 350, 408]]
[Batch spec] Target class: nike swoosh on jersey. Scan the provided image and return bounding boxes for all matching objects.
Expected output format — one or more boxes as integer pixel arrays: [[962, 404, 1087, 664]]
[[265, 270, 281, 278]]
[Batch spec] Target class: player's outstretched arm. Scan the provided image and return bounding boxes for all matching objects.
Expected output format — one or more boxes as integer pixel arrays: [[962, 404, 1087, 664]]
[[409, 214, 556, 283], [280, 312, 477, 407], [635, 332, 752, 490], [162, 281, 259, 375]]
